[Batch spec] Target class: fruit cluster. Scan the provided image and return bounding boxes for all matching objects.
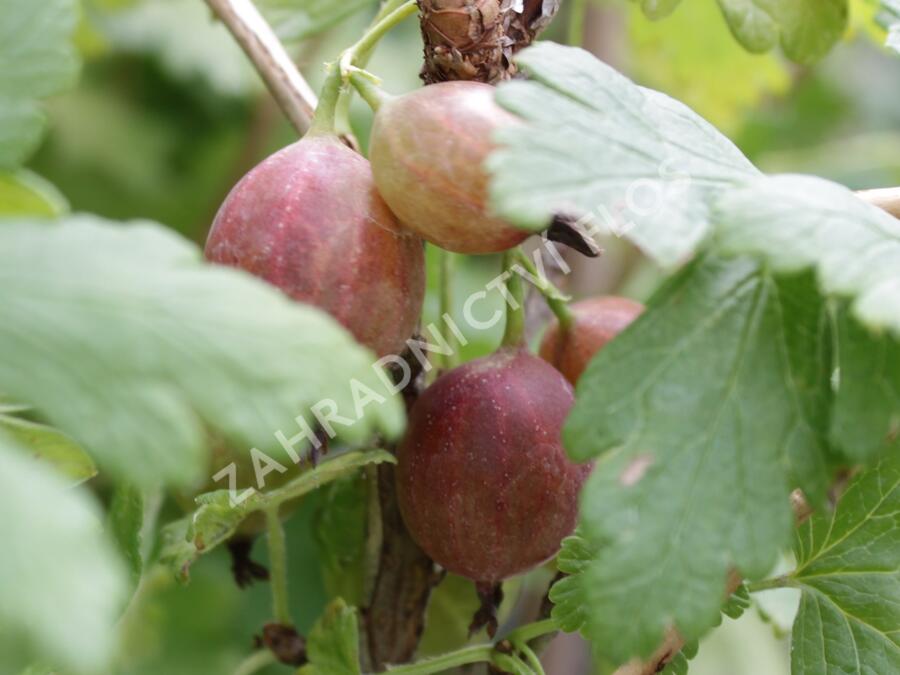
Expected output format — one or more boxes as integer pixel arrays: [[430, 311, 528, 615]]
[[204, 78, 642, 610]]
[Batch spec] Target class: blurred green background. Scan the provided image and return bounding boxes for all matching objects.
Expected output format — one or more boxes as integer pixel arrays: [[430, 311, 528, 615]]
[[27, 0, 899, 673]]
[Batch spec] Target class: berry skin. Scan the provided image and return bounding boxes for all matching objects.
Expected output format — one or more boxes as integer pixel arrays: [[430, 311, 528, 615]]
[[368, 81, 528, 255], [205, 134, 425, 357], [396, 348, 591, 583], [540, 296, 644, 385]]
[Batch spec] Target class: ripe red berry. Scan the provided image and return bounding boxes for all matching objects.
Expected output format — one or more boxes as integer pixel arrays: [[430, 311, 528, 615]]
[[368, 81, 528, 255], [539, 296, 644, 385], [205, 135, 425, 357], [396, 348, 591, 583]]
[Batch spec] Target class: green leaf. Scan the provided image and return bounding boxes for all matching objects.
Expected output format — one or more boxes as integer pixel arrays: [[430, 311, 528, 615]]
[[632, 0, 684, 20], [790, 455, 900, 673], [0, 170, 69, 217], [0, 217, 404, 487], [0, 412, 97, 486], [714, 174, 900, 337], [627, 0, 790, 133], [717, 0, 849, 63], [561, 257, 832, 664], [108, 483, 149, 589], [104, 0, 258, 97], [313, 474, 369, 606], [549, 534, 593, 633], [830, 311, 900, 462], [488, 42, 758, 268], [0, 433, 126, 674], [0, 0, 80, 167], [160, 449, 395, 582], [297, 599, 361, 675]]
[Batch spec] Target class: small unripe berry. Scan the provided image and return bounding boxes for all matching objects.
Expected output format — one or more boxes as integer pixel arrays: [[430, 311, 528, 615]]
[[396, 348, 591, 583], [540, 296, 644, 385], [206, 135, 425, 357], [369, 81, 528, 255]]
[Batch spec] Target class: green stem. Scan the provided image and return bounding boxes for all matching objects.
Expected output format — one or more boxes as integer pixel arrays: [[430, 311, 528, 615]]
[[501, 251, 526, 347], [375, 620, 558, 675], [349, 0, 418, 61], [439, 249, 459, 368], [333, 0, 414, 136], [375, 0, 411, 23], [349, 71, 392, 112], [308, 66, 344, 136], [232, 650, 276, 675], [514, 641, 546, 675], [514, 249, 574, 333], [568, 0, 588, 47], [381, 645, 495, 674], [265, 506, 292, 625], [507, 618, 558, 644], [493, 653, 533, 674], [314, 0, 415, 136], [747, 575, 795, 593]]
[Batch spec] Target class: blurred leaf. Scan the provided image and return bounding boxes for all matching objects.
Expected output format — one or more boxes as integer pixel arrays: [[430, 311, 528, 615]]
[[0, 433, 126, 674], [0, 170, 69, 217], [0, 412, 96, 486], [103, 0, 258, 96], [0, 0, 80, 167], [160, 450, 395, 582], [881, 0, 900, 52], [260, 0, 377, 42], [489, 42, 758, 268], [791, 455, 900, 673], [109, 483, 148, 589], [0, 217, 404, 487], [714, 174, 900, 335], [297, 598, 361, 675], [716, 0, 848, 64], [549, 534, 592, 633], [632, 0, 682, 20], [561, 258, 832, 664], [830, 311, 900, 461], [627, 0, 790, 133], [313, 474, 369, 605]]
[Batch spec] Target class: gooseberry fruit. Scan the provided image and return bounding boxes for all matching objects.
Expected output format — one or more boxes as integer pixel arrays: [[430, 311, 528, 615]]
[[396, 348, 591, 584], [539, 296, 644, 385], [368, 81, 527, 255], [205, 134, 425, 357]]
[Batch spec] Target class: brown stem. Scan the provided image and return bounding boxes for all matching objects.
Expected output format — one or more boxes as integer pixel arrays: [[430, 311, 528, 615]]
[[362, 346, 443, 671], [857, 187, 900, 219], [203, 0, 317, 134]]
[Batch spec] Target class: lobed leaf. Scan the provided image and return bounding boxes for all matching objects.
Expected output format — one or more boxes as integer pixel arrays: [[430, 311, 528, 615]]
[[0, 170, 69, 217], [790, 455, 900, 673], [0, 413, 97, 486], [0, 217, 404, 487], [714, 174, 900, 337], [717, 0, 848, 64], [0, 0, 80, 167], [488, 42, 758, 268], [0, 434, 126, 674], [160, 449, 395, 582], [561, 257, 833, 663], [830, 311, 900, 462], [297, 599, 361, 675]]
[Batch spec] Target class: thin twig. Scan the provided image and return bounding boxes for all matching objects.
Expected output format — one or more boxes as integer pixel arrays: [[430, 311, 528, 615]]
[[857, 186, 900, 219], [203, 0, 318, 134]]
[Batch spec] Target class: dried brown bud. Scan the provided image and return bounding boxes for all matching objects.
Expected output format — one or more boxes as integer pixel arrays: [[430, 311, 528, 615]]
[[417, 0, 561, 84]]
